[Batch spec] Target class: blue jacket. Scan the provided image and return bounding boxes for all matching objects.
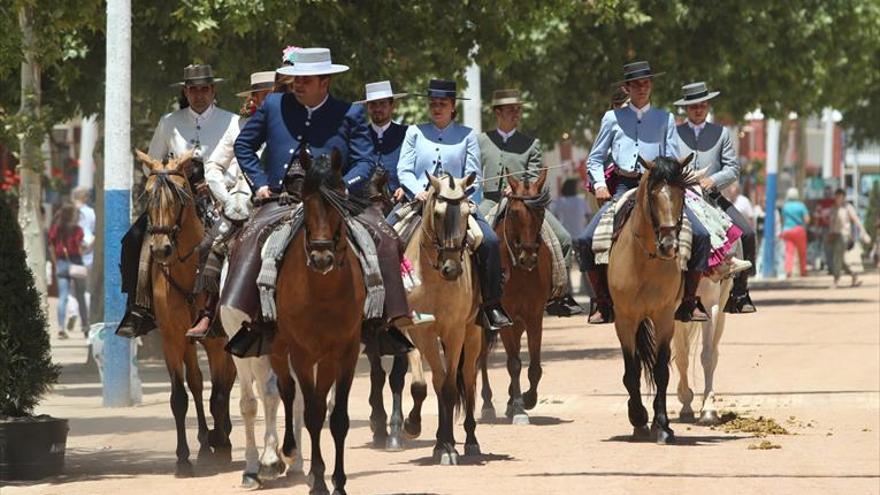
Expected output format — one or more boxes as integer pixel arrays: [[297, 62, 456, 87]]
[[234, 93, 376, 193], [587, 105, 679, 189], [369, 121, 407, 192], [397, 122, 482, 199]]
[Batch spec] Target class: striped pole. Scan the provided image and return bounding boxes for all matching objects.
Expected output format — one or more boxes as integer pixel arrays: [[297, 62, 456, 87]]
[[102, 0, 139, 407], [761, 118, 781, 279]]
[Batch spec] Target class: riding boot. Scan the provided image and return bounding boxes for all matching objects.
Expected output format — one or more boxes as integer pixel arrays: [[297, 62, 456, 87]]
[[546, 293, 585, 317], [186, 293, 220, 339], [225, 319, 275, 358], [723, 272, 757, 314], [116, 304, 156, 338], [586, 266, 614, 324], [484, 303, 513, 332], [675, 271, 710, 322]]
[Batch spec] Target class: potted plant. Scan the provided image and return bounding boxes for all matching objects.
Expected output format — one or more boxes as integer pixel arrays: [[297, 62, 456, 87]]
[[0, 193, 66, 480]]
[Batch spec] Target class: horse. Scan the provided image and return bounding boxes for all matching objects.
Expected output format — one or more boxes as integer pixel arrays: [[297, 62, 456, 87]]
[[607, 153, 699, 444], [273, 149, 366, 495], [402, 173, 483, 465], [673, 273, 733, 425], [134, 150, 237, 476], [479, 168, 553, 425]]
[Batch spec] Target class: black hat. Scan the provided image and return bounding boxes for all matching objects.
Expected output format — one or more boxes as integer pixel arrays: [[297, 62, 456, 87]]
[[173, 64, 224, 87], [418, 79, 470, 100], [614, 61, 664, 85]]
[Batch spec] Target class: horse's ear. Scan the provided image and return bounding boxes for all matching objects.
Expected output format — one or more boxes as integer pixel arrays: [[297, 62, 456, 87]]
[[679, 152, 695, 169], [330, 148, 343, 176], [427, 172, 441, 192], [134, 150, 157, 171], [447, 173, 455, 190], [637, 155, 655, 170], [464, 171, 477, 187], [173, 148, 195, 173], [507, 174, 521, 193], [691, 166, 709, 182], [534, 167, 548, 192], [299, 147, 311, 171]]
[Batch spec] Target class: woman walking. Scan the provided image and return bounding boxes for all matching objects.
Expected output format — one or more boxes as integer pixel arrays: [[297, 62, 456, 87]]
[[828, 188, 870, 287], [780, 187, 810, 277], [48, 202, 89, 338]]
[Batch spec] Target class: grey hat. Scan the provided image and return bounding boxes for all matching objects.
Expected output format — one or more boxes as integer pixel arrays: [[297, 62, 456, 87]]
[[674, 81, 721, 106], [173, 64, 224, 87], [614, 61, 664, 85]]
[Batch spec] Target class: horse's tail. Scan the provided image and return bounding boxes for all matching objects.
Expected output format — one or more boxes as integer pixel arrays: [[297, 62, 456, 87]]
[[635, 319, 657, 390], [454, 343, 467, 421]]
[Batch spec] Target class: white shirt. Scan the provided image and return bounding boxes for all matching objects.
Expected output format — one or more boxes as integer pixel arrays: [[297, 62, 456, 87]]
[[688, 119, 707, 140], [497, 128, 516, 143], [631, 102, 652, 119], [305, 95, 329, 118], [147, 104, 238, 164], [371, 121, 392, 138], [77, 203, 96, 267], [733, 194, 755, 227]]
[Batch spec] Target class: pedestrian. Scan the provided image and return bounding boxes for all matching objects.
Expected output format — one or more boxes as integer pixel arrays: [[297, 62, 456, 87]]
[[780, 187, 810, 277], [827, 188, 870, 287], [48, 202, 89, 338], [552, 177, 593, 296]]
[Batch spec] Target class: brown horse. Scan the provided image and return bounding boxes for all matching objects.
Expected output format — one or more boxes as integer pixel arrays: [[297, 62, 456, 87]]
[[402, 173, 483, 465], [608, 154, 697, 444], [479, 168, 553, 425], [273, 149, 365, 495], [135, 150, 237, 476]]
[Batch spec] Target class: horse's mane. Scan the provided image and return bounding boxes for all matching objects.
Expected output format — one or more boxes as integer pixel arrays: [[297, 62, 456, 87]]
[[647, 156, 699, 189], [301, 153, 369, 216], [146, 171, 191, 212]]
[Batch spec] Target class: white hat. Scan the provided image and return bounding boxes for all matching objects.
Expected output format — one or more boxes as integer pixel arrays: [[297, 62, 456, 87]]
[[235, 71, 276, 97], [353, 80, 408, 104], [276, 47, 349, 77]]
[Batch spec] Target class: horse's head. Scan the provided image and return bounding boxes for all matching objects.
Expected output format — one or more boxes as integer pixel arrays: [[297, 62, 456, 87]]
[[300, 148, 347, 274], [504, 168, 549, 271], [424, 172, 476, 280], [137, 149, 195, 264], [366, 167, 393, 214], [637, 153, 700, 260]]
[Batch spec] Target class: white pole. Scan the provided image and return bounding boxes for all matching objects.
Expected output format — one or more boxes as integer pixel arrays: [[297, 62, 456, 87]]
[[822, 107, 834, 180], [761, 118, 781, 279], [78, 114, 98, 189], [463, 62, 481, 134]]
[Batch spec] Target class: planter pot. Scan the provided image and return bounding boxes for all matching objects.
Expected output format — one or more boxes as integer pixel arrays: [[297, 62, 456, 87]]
[[0, 415, 69, 481]]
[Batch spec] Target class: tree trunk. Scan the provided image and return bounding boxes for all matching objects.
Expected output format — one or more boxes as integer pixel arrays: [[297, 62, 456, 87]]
[[91, 135, 105, 321], [777, 116, 792, 188], [17, 4, 47, 306], [794, 118, 808, 192]]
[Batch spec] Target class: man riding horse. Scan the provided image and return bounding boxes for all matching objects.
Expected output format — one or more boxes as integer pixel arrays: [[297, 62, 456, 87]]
[[117, 64, 239, 338]]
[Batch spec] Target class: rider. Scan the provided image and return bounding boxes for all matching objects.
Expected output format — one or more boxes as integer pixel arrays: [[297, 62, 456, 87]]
[[395, 79, 514, 332], [184, 71, 275, 339], [674, 81, 756, 313], [233, 47, 413, 355], [477, 89, 584, 318], [357, 80, 409, 202], [116, 64, 239, 338], [575, 61, 713, 324]]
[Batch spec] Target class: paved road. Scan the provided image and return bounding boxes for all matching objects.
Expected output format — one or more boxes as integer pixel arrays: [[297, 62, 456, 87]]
[[5, 274, 879, 494]]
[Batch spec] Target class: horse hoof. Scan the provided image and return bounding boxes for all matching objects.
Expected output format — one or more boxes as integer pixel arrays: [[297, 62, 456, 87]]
[[332, 489, 347, 495], [282, 449, 302, 473], [522, 390, 538, 410], [258, 459, 286, 481], [241, 472, 261, 490], [631, 425, 651, 441], [656, 429, 676, 445], [385, 435, 404, 452], [372, 433, 388, 449], [433, 446, 460, 466], [697, 410, 721, 426], [175, 460, 195, 478], [511, 413, 530, 425], [403, 419, 421, 439], [679, 410, 696, 423], [481, 407, 497, 423], [464, 443, 482, 456], [213, 446, 232, 464]]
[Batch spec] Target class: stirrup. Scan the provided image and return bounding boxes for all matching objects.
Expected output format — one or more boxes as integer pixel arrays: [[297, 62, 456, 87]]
[[587, 302, 614, 324]]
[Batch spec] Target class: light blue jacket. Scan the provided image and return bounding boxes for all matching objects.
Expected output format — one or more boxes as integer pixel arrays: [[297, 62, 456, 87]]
[[397, 122, 482, 199], [587, 105, 679, 189]]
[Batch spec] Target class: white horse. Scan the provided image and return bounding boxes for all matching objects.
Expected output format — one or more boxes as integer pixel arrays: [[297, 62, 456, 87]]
[[673, 275, 732, 425]]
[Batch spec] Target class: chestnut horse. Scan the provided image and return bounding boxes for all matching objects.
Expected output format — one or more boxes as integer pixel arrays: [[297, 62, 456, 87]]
[[402, 173, 483, 465], [608, 154, 697, 444], [479, 168, 553, 425], [135, 150, 237, 476], [273, 150, 365, 495]]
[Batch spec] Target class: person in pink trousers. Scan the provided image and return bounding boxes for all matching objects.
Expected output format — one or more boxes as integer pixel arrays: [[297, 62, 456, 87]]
[[780, 187, 810, 277]]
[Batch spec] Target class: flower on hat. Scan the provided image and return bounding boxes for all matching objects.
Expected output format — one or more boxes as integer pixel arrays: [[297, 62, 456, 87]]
[[282, 45, 301, 65]]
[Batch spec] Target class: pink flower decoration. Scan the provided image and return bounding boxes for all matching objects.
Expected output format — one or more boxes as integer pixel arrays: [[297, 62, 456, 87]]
[[282, 45, 302, 64]]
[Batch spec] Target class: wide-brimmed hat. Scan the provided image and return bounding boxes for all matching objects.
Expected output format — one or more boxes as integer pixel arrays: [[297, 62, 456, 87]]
[[173, 64, 224, 87], [614, 61, 664, 85], [490, 89, 528, 107], [674, 81, 721, 106], [276, 47, 349, 77], [354, 80, 408, 104], [415, 79, 470, 100], [235, 71, 276, 97]]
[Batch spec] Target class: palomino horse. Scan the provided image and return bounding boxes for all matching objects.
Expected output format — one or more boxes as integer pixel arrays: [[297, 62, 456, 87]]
[[607, 154, 699, 444], [402, 173, 483, 465], [480, 168, 553, 425], [273, 149, 365, 495], [673, 275, 733, 425], [135, 150, 237, 476]]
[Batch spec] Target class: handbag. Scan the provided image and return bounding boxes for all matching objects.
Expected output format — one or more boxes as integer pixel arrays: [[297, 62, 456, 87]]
[[61, 245, 88, 280]]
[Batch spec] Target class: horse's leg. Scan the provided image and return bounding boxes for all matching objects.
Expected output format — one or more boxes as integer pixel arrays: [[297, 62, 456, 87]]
[[366, 350, 389, 447], [330, 341, 359, 495], [462, 323, 482, 456], [616, 317, 649, 440], [673, 322, 696, 422], [182, 342, 211, 460], [270, 349, 300, 472], [501, 324, 528, 425], [202, 337, 236, 462], [478, 334, 497, 422], [386, 354, 408, 452], [294, 356, 330, 495], [651, 317, 676, 445], [437, 328, 464, 465], [161, 335, 194, 476], [254, 356, 285, 481], [522, 312, 544, 411], [234, 358, 261, 488], [698, 308, 727, 426], [404, 344, 427, 439]]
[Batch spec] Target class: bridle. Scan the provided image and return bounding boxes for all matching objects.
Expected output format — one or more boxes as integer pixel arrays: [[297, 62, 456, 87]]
[[421, 193, 469, 270], [302, 189, 348, 274], [146, 168, 198, 266], [633, 179, 685, 260], [503, 194, 545, 269]]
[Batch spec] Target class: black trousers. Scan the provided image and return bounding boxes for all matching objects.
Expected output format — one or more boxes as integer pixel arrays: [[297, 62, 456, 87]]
[[120, 212, 148, 300]]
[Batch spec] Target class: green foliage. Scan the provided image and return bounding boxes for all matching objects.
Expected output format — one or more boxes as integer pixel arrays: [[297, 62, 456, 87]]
[[865, 180, 880, 246], [0, 193, 59, 417]]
